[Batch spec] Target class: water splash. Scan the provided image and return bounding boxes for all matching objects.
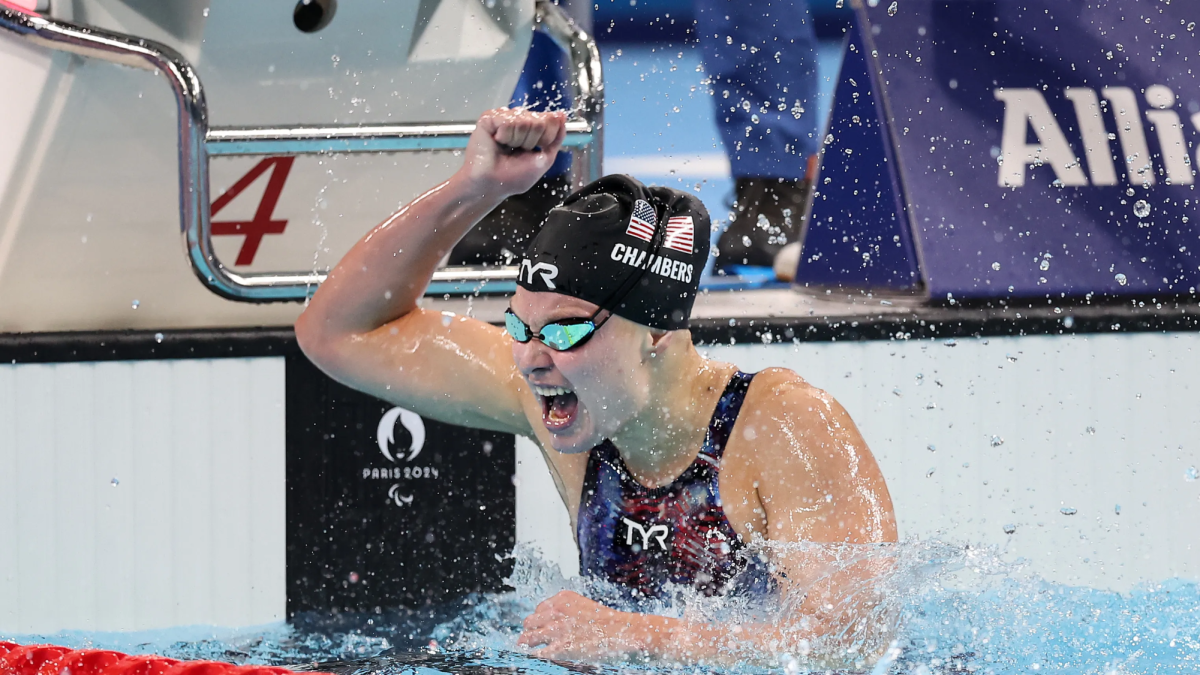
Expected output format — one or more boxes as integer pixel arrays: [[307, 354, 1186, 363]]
[[6, 542, 1197, 674], [433, 540, 1005, 671]]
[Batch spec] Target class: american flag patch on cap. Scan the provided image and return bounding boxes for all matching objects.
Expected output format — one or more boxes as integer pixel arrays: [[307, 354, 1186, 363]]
[[625, 199, 657, 242], [663, 216, 694, 254]]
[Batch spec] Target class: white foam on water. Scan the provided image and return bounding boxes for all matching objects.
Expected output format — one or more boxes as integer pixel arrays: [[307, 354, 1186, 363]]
[[5, 540, 1197, 673]]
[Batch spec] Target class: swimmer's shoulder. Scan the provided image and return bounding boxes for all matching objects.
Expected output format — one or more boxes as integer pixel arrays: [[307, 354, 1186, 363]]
[[736, 367, 896, 542], [735, 366, 865, 463], [743, 366, 829, 413]]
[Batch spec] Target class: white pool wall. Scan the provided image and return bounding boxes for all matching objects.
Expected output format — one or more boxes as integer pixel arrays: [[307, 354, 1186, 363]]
[[0, 358, 286, 634]]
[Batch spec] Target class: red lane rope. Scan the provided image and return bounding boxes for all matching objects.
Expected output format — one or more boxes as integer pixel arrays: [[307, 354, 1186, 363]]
[[37, 650, 126, 675], [0, 645, 328, 675]]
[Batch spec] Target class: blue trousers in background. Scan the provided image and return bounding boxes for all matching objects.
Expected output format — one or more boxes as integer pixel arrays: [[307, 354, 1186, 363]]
[[696, 0, 820, 180]]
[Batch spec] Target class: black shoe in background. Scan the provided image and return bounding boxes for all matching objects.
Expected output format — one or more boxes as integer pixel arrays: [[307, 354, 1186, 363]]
[[448, 174, 572, 266], [714, 176, 812, 271]]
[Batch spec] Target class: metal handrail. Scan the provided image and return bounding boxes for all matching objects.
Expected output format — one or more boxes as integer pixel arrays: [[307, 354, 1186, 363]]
[[0, 0, 603, 302], [205, 120, 596, 156]]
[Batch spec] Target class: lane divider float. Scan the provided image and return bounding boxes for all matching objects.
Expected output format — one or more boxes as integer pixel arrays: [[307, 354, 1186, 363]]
[[0, 643, 329, 675]]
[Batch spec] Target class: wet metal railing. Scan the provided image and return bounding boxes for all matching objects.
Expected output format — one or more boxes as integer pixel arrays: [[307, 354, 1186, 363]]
[[0, 0, 603, 301]]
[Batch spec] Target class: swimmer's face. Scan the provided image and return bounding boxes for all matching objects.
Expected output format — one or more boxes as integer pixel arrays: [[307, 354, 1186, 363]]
[[509, 288, 655, 453]]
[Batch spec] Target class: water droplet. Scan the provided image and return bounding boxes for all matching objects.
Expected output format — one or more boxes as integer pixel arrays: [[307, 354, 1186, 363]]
[[991, 262, 1001, 271], [1039, 259, 1050, 271], [823, 177, 832, 184], [131, 299, 140, 310], [887, 1, 898, 16], [1115, 273, 1128, 286], [892, 387, 902, 397], [1133, 200, 1150, 218], [110, 478, 120, 487], [925, 467, 935, 478], [1062, 316, 1075, 328], [1114, 504, 1122, 515], [154, 333, 164, 343], [1006, 353, 1018, 362], [1002, 523, 1016, 534], [1186, 466, 1198, 482], [990, 435, 1004, 447], [1086, 426, 1096, 435], [835, 0, 844, 7], [927, 444, 936, 452], [348, 571, 360, 583], [944, 339, 957, 347], [202, 7, 209, 16], [1060, 506, 1078, 516]]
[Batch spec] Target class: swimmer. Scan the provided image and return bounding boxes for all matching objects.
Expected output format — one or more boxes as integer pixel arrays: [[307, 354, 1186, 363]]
[[295, 108, 897, 664]]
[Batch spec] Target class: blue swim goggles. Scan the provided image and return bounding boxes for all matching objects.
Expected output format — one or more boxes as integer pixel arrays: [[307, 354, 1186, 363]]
[[504, 307, 613, 351]]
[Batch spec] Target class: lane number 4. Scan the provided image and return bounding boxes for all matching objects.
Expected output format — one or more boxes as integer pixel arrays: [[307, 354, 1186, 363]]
[[210, 157, 295, 265]]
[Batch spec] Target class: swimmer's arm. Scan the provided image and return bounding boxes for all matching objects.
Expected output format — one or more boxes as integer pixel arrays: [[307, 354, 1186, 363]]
[[748, 374, 899, 655], [517, 590, 816, 665], [751, 372, 898, 546], [296, 109, 566, 434]]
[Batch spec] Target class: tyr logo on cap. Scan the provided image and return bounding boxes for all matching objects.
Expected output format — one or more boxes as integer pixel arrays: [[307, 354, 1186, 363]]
[[519, 259, 559, 289]]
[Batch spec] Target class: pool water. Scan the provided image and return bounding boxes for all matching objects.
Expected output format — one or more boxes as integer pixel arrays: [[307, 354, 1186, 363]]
[[6, 542, 1196, 674]]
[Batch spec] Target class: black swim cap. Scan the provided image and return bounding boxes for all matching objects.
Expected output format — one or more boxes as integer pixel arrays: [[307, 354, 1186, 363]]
[[515, 174, 710, 331]]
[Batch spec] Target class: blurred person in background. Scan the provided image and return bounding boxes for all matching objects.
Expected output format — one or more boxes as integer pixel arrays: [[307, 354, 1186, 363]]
[[698, 0, 820, 273]]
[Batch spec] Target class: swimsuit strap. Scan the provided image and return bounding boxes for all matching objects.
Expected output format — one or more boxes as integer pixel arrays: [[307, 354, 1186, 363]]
[[695, 370, 755, 467]]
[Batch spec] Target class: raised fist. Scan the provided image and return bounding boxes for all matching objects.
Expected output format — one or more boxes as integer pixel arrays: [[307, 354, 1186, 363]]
[[459, 108, 568, 197]]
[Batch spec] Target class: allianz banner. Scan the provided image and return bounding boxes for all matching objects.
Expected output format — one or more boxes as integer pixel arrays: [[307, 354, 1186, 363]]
[[801, 0, 1200, 300]]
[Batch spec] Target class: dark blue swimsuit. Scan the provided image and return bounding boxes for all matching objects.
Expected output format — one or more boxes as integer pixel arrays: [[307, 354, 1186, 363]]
[[576, 371, 769, 600]]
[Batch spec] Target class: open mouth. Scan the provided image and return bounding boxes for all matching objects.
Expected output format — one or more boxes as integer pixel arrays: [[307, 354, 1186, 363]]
[[531, 384, 580, 431]]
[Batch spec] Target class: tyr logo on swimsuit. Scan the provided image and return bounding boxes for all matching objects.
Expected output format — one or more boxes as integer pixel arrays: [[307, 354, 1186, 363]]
[[622, 517, 670, 551]]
